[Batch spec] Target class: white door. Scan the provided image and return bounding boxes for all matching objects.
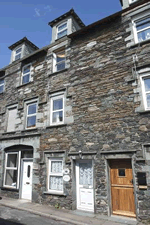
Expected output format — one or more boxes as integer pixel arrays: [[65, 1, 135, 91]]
[[21, 160, 33, 201], [76, 160, 94, 212]]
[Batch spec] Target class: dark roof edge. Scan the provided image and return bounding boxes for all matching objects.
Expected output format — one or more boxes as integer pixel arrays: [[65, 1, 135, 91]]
[[69, 0, 150, 38], [120, 0, 123, 6], [48, 8, 85, 27], [8, 37, 39, 50]]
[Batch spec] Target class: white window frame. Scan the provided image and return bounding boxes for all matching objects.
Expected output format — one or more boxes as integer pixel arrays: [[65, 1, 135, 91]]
[[3, 152, 21, 189], [26, 102, 37, 129], [129, 0, 137, 4], [22, 64, 31, 85], [14, 47, 22, 61], [56, 21, 68, 40], [53, 50, 66, 73], [0, 79, 4, 93], [48, 158, 63, 194], [50, 94, 64, 126], [133, 11, 150, 44], [140, 74, 150, 110]]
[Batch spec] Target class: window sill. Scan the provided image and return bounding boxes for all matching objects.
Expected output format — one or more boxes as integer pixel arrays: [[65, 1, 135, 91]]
[[130, 39, 150, 49], [137, 109, 150, 114], [21, 128, 38, 132], [2, 131, 16, 135], [49, 68, 68, 77], [46, 124, 67, 129], [43, 191, 66, 196], [139, 185, 147, 190], [17, 81, 33, 88], [1, 187, 19, 192]]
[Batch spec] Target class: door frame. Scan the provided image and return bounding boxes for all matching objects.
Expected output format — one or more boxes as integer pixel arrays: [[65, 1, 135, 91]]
[[105, 155, 138, 218], [19, 158, 33, 200], [75, 159, 95, 212]]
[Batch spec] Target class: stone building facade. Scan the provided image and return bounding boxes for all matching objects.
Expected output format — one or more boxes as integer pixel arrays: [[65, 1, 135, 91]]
[[0, 1, 150, 222]]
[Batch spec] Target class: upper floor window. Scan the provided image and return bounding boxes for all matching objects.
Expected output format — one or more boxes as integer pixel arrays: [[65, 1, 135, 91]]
[[15, 47, 22, 61], [50, 94, 64, 125], [0, 79, 4, 93], [129, 0, 137, 4], [7, 106, 17, 132], [57, 22, 67, 39], [134, 16, 150, 43], [53, 50, 65, 73], [141, 75, 150, 110], [26, 102, 37, 129], [22, 64, 31, 85]]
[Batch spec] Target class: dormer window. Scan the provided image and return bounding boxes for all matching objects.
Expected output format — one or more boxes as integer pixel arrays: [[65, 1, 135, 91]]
[[57, 22, 68, 39], [15, 47, 22, 61], [0, 79, 4, 93], [129, 0, 137, 4]]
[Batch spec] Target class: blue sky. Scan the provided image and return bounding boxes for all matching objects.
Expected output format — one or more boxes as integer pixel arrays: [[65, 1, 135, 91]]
[[0, 0, 121, 69]]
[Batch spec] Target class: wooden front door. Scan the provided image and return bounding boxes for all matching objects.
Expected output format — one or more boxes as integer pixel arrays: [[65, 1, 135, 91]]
[[110, 159, 136, 218]]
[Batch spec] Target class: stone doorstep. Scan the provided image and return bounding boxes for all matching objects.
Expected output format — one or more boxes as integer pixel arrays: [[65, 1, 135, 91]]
[[0, 197, 140, 225]]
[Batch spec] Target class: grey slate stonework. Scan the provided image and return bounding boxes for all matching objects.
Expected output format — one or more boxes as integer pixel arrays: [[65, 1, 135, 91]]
[[1, 1, 150, 222]]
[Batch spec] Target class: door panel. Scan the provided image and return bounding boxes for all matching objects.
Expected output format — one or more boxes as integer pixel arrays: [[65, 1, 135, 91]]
[[21, 161, 33, 201], [76, 160, 94, 212], [110, 159, 136, 217]]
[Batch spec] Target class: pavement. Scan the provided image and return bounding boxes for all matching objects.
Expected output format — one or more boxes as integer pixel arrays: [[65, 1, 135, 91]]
[[0, 197, 143, 225]]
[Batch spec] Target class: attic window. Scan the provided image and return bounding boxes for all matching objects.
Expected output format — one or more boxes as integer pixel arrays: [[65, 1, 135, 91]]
[[57, 22, 67, 39], [15, 47, 22, 61], [129, 0, 137, 3]]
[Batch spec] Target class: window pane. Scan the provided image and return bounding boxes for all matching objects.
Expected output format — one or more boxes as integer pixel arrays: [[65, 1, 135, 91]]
[[5, 170, 17, 188], [144, 78, 150, 92], [146, 94, 150, 108], [138, 28, 150, 42], [7, 154, 17, 167], [0, 79, 4, 85], [58, 23, 67, 31], [16, 48, 21, 54], [53, 99, 63, 110], [118, 169, 125, 177], [136, 17, 150, 31], [57, 62, 65, 71], [15, 54, 21, 60], [57, 53, 65, 63], [51, 161, 62, 173], [0, 85, 4, 93], [23, 65, 30, 74], [49, 176, 63, 191], [52, 111, 63, 123], [57, 29, 67, 39], [79, 163, 93, 186], [27, 116, 36, 128], [22, 74, 30, 84], [28, 104, 36, 115]]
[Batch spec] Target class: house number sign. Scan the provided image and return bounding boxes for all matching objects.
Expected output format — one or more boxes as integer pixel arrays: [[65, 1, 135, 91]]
[[63, 175, 70, 182]]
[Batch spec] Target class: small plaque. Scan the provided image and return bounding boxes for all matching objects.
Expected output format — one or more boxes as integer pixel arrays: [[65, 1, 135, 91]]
[[63, 168, 70, 175], [63, 175, 70, 182]]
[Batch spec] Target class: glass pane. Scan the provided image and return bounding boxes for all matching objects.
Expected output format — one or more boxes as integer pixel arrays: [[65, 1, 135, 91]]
[[57, 53, 65, 63], [52, 111, 63, 123], [51, 161, 62, 173], [15, 53, 21, 60], [58, 23, 67, 31], [0, 85, 4, 93], [22, 74, 30, 84], [144, 78, 150, 92], [0, 79, 4, 85], [53, 98, 63, 110], [146, 94, 150, 108], [27, 165, 31, 178], [7, 154, 17, 167], [5, 170, 17, 187], [137, 172, 147, 185], [27, 116, 36, 128], [28, 104, 36, 115], [118, 169, 125, 177], [49, 176, 63, 191], [138, 28, 150, 42], [79, 162, 93, 186], [16, 48, 21, 54], [136, 17, 150, 31], [23, 65, 30, 74], [57, 62, 65, 71], [57, 29, 67, 38]]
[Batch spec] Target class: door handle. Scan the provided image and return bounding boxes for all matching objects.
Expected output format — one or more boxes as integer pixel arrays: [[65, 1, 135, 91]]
[[26, 182, 30, 184]]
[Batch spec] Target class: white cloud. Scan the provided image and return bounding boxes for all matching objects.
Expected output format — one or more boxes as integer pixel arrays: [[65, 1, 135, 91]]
[[34, 5, 52, 17]]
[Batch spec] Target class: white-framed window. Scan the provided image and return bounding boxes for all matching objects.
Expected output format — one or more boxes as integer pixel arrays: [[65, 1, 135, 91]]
[[129, 0, 137, 4], [57, 22, 68, 39], [22, 64, 31, 85], [26, 102, 37, 129], [53, 50, 65, 73], [50, 94, 64, 125], [48, 158, 63, 193], [133, 15, 150, 43], [4, 152, 20, 189], [141, 75, 150, 110], [7, 106, 17, 132], [0, 79, 4, 93], [15, 47, 22, 61]]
